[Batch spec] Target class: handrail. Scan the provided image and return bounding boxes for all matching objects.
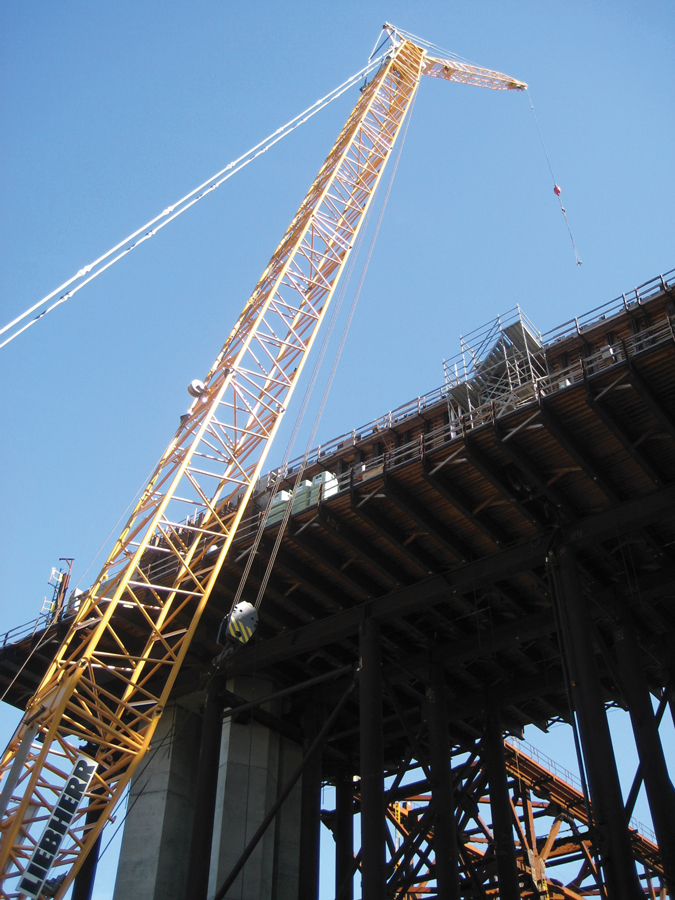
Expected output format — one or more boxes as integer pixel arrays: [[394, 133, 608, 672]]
[[2, 270, 673, 650], [507, 738, 657, 844]]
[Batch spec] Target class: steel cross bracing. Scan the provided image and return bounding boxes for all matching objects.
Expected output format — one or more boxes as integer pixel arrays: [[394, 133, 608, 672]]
[[340, 742, 663, 898], [0, 32, 526, 898]]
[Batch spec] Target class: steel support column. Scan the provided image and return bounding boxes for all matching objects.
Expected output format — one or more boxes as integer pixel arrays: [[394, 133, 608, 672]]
[[482, 706, 521, 900], [360, 618, 385, 900], [553, 546, 643, 899], [71, 833, 100, 900], [427, 659, 459, 900], [299, 693, 322, 900], [335, 769, 354, 900], [185, 685, 223, 900], [613, 599, 675, 892]]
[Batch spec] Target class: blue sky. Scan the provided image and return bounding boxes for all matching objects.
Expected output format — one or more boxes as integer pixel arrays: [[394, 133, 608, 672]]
[[1, 1, 673, 896]]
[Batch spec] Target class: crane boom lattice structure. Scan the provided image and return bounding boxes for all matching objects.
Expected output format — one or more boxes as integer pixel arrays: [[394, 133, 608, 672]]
[[0, 27, 527, 900]]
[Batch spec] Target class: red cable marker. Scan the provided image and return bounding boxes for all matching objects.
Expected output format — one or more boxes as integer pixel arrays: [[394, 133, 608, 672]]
[[527, 89, 583, 266]]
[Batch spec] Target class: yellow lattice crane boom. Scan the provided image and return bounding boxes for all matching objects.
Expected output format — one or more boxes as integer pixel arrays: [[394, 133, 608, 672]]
[[0, 27, 524, 898]]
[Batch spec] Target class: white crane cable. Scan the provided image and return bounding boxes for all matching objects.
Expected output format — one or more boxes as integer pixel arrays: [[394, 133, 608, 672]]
[[252, 85, 418, 610], [0, 50, 391, 351]]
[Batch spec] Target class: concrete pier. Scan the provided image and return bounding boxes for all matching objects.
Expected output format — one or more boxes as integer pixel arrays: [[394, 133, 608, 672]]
[[112, 679, 302, 900], [208, 677, 302, 900], [112, 701, 202, 900]]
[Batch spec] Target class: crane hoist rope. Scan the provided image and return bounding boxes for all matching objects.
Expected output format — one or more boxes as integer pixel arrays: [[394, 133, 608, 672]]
[[232, 80, 418, 632], [0, 25, 526, 899]]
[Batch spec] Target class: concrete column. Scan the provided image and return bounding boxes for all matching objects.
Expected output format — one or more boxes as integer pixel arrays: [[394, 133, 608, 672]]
[[207, 676, 302, 900], [612, 600, 675, 893], [359, 619, 385, 900], [270, 736, 303, 900], [482, 706, 520, 900], [112, 700, 202, 900], [427, 660, 459, 900], [554, 546, 643, 899]]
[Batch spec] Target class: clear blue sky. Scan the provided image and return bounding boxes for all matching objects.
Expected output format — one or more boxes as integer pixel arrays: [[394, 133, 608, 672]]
[[1, 1, 673, 896]]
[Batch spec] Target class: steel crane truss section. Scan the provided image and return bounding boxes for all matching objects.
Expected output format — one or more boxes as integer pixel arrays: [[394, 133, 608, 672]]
[[422, 54, 527, 91], [0, 41, 427, 897]]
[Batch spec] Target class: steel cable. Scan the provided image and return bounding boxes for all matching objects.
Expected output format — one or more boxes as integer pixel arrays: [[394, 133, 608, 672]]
[[0, 52, 390, 351]]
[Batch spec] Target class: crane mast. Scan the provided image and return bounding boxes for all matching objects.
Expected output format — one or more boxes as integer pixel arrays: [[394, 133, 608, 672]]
[[0, 29, 524, 899]]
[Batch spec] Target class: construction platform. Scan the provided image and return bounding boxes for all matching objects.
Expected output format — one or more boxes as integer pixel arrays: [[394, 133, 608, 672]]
[[2, 268, 674, 898]]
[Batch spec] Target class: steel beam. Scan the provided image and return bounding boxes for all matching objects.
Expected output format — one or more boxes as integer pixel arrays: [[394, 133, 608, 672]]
[[612, 599, 675, 892], [584, 384, 664, 487], [299, 693, 322, 900], [359, 619, 385, 900], [552, 545, 643, 899], [317, 507, 407, 588], [382, 476, 472, 563], [422, 461, 509, 546], [226, 485, 675, 675], [289, 528, 376, 599], [481, 706, 521, 900], [427, 658, 459, 900], [539, 405, 621, 502], [186, 684, 223, 900], [351, 496, 440, 575], [335, 769, 354, 900], [625, 359, 675, 441], [464, 438, 542, 530], [494, 424, 577, 518]]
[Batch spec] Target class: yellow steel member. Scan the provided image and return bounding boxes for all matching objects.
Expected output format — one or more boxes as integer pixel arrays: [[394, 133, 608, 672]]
[[0, 30, 524, 897]]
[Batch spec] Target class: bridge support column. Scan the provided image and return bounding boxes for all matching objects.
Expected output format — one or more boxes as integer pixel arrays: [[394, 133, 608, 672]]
[[335, 768, 354, 900], [207, 676, 302, 900], [482, 706, 520, 900], [360, 618, 385, 900], [553, 546, 643, 899], [613, 598, 675, 892], [71, 831, 101, 900], [112, 701, 202, 900], [186, 682, 225, 900], [298, 694, 322, 900], [427, 659, 459, 900]]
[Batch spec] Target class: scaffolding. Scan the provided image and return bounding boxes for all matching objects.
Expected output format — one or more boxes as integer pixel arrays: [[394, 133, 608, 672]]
[[443, 306, 548, 419]]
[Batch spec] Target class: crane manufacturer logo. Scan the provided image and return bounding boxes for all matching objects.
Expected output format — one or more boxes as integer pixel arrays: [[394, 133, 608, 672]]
[[18, 754, 97, 898]]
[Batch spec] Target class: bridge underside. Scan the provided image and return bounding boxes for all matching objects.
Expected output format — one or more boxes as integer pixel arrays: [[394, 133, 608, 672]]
[[2, 271, 675, 897]]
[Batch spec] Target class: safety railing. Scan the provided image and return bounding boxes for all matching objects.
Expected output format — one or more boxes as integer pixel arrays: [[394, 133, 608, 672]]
[[3, 271, 673, 651], [0, 614, 53, 650], [507, 738, 657, 844], [542, 267, 675, 346], [253, 307, 675, 536]]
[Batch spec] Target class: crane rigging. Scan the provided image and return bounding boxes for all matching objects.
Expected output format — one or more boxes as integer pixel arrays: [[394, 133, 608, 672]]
[[0, 25, 526, 898]]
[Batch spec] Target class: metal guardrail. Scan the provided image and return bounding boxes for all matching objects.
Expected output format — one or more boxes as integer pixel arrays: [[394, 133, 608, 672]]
[[541, 267, 675, 345], [507, 738, 657, 844], [2, 270, 673, 651], [273, 269, 674, 480], [0, 614, 53, 650]]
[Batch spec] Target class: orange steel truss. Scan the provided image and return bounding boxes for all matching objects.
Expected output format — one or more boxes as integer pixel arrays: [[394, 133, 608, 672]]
[[0, 32, 525, 898]]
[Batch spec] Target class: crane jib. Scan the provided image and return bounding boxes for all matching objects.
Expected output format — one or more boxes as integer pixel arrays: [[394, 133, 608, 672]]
[[0, 28, 526, 898]]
